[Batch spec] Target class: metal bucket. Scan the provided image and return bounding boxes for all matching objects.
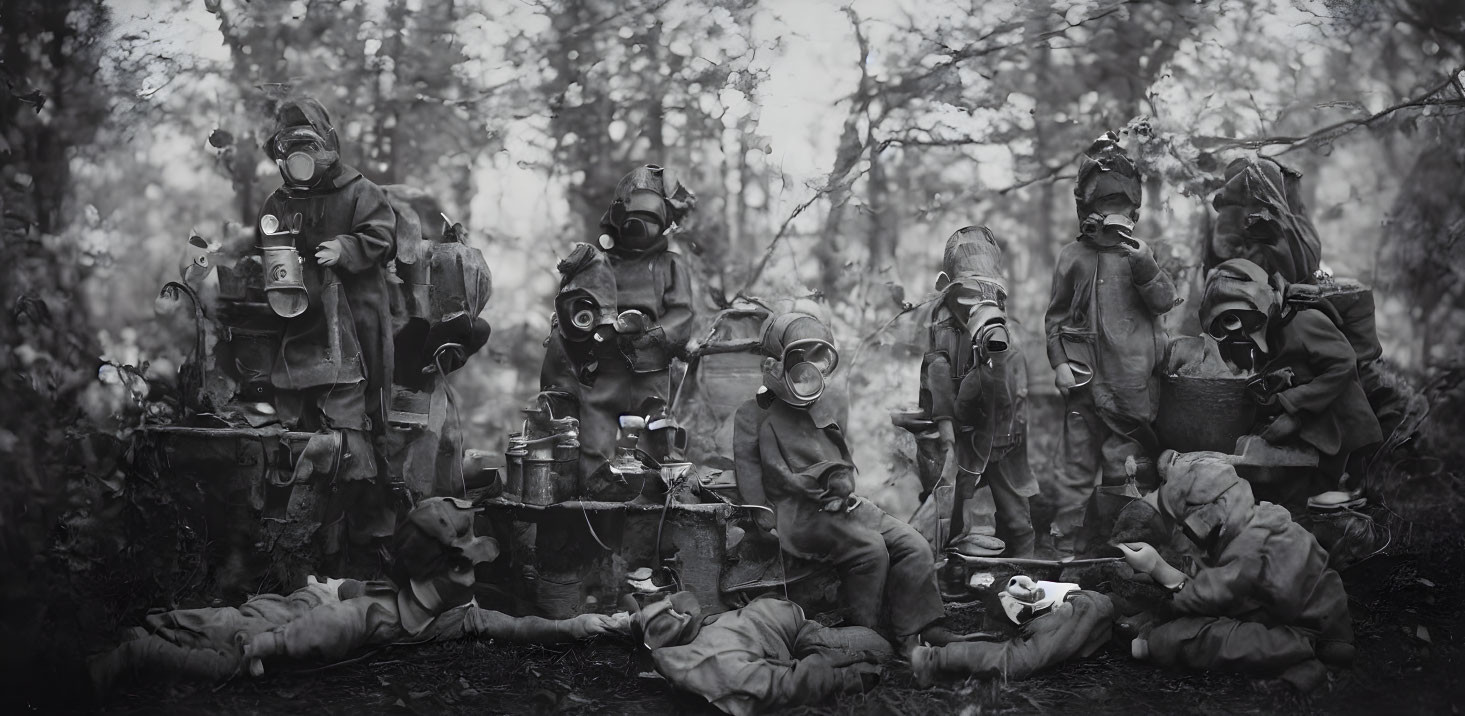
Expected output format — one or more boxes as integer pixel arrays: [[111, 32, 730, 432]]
[[1156, 375, 1256, 453]]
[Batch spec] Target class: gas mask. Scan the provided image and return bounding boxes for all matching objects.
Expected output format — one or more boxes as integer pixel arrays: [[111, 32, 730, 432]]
[[271, 127, 338, 188], [765, 338, 839, 408], [607, 189, 667, 252], [556, 290, 616, 343], [1080, 212, 1137, 247], [1207, 308, 1269, 371], [997, 575, 1081, 626], [942, 277, 1009, 352], [409, 555, 478, 614]]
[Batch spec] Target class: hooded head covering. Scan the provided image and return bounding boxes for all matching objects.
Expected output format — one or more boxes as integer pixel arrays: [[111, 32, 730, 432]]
[[598, 164, 697, 255], [1155, 452, 1255, 554], [267, 97, 343, 191], [1200, 258, 1278, 355], [937, 226, 1009, 342], [1209, 156, 1322, 284], [757, 311, 841, 417], [1074, 131, 1142, 222], [389, 497, 500, 634]]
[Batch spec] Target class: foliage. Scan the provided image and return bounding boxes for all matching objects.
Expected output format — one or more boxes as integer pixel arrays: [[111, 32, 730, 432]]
[[4, 3, 1465, 701]]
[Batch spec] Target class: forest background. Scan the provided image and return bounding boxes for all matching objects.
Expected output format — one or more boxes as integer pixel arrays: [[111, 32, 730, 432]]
[[3, 0, 1465, 696]]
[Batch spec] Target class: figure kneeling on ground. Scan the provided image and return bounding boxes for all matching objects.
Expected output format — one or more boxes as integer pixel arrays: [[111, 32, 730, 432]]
[[1116, 450, 1355, 691]]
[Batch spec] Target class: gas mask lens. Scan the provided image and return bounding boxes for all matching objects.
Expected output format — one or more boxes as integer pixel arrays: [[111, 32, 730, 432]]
[[1209, 310, 1265, 340], [283, 152, 317, 183], [778, 339, 839, 404]]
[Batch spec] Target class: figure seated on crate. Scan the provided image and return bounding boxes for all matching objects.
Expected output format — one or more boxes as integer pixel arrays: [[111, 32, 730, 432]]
[[629, 591, 891, 716], [732, 310, 975, 647], [88, 498, 622, 698], [1197, 259, 1382, 508]]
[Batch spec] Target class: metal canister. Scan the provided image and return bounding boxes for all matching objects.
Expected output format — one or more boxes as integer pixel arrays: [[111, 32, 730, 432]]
[[522, 451, 558, 506], [504, 433, 527, 502]]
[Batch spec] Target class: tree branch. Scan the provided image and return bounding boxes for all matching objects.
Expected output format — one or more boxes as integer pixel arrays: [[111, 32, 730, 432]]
[[1192, 64, 1465, 154]]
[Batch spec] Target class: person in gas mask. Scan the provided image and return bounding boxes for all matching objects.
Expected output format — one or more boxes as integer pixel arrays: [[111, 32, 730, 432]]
[[1200, 259, 1382, 506], [540, 165, 697, 488], [630, 592, 890, 716], [255, 97, 397, 567], [733, 311, 969, 646], [919, 226, 1037, 558], [910, 574, 1116, 684], [1115, 450, 1354, 691], [1207, 156, 1323, 285], [1044, 131, 1178, 556], [88, 498, 620, 696]]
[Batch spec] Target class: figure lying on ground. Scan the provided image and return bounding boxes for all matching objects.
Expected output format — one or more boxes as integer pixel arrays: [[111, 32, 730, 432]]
[[911, 575, 1116, 684], [631, 591, 891, 716], [89, 498, 620, 696], [1117, 450, 1355, 691], [733, 310, 975, 647]]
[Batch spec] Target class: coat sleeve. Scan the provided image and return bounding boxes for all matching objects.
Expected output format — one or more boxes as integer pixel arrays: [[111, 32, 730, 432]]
[[246, 596, 400, 664], [658, 253, 697, 359], [922, 352, 957, 422], [333, 180, 397, 274], [1276, 311, 1360, 416], [455, 609, 605, 643], [1171, 547, 1263, 615], [732, 401, 776, 531], [759, 420, 830, 503], [1044, 249, 1077, 369], [1129, 244, 1179, 317]]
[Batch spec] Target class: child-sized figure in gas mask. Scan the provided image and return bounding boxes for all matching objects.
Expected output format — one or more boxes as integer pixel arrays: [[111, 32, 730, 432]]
[[540, 165, 698, 486], [920, 226, 1038, 558], [733, 311, 966, 646], [632, 592, 890, 716], [911, 575, 1116, 684], [88, 498, 619, 696], [1200, 259, 1381, 505], [1116, 451, 1354, 691], [1044, 131, 1178, 556], [256, 97, 398, 562]]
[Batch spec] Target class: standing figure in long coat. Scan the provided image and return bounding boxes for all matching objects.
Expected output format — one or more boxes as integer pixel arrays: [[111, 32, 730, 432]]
[[540, 165, 697, 488], [1044, 132, 1178, 554], [257, 97, 398, 562]]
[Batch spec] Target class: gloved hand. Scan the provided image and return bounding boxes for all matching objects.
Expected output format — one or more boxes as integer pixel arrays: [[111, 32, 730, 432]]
[[1259, 412, 1301, 443], [1054, 362, 1079, 396], [1118, 542, 1165, 574], [315, 238, 343, 267], [569, 613, 620, 638], [1119, 542, 1186, 590], [1122, 238, 1162, 284]]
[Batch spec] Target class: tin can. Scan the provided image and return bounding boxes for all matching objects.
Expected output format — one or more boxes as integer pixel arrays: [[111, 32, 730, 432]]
[[504, 434, 527, 502]]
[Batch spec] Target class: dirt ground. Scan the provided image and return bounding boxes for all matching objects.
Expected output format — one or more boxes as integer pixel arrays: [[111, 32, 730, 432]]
[[92, 538, 1464, 716]]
